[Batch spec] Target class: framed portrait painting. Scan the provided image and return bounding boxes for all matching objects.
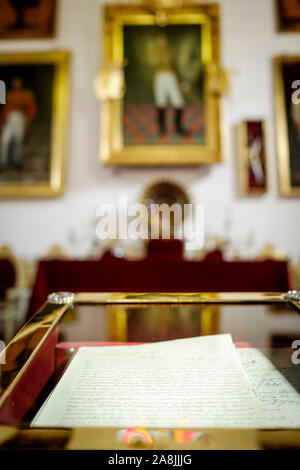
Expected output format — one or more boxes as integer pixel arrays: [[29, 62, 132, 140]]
[[276, 0, 300, 32], [0, 51, 69, 198], [100, 4, 221, 166], [0, 0, 57, 39], [237, 121, 268, 196], [274, 57, 300, 197]]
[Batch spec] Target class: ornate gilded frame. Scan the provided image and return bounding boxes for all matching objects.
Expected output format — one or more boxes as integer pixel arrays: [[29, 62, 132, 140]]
[[0, 51, 69, 198], [274, 56, 300, 197], [100, 4, 221, 166]]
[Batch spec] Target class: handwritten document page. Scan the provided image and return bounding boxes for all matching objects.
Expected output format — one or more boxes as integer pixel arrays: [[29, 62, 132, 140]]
[[32, 334, 270, 429], [237, 348, 300, 428]]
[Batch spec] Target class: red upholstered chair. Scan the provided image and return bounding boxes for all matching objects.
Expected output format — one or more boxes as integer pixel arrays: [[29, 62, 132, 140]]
[[0, 256, 16, 299]]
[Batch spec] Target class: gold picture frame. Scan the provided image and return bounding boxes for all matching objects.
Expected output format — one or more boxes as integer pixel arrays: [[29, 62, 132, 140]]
[[274, 56, 300, 197], [0, 51, 69, 198], [100, 4, 221, 166], [236, 120, 268, 196]]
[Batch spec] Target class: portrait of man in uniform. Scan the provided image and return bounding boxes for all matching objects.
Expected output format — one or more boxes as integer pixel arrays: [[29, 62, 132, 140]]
[[123, 24, 204, 146]]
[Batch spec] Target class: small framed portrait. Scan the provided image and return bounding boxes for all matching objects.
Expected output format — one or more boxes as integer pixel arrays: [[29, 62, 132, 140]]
[[0, 51, 69, 198], [100, 4, 221, 166], [276, 0, 300, 32], [0, 0, 56, 39], [237, 121, 267, 196], [274, 56, 300, 197]]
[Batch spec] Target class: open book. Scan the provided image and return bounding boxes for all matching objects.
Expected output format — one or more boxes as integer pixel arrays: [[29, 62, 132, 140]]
[[32, 334, 300, 429]]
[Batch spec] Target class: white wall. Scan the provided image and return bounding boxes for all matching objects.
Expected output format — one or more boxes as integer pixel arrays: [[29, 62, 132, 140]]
[[0, 0, 300, 262]]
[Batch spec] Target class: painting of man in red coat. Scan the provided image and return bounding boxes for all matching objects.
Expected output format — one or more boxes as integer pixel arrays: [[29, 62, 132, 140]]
[[0, 76, 37, 170], [0, 62, 56, 183]]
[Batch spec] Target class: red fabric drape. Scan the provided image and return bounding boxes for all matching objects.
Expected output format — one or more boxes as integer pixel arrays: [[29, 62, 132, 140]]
[[27, 255, 292, 320]]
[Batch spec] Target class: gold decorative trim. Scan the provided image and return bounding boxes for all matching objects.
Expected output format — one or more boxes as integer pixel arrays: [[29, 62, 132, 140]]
[[0, 302, 69, 407], [292, 263, 300, 289], [0, 245, 20, 287], [0, 424, 300, 450], [140, 179, 191, 206]]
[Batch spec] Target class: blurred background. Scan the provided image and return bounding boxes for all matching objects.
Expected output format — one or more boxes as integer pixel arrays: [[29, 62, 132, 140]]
[[0, 0, 300, 343]]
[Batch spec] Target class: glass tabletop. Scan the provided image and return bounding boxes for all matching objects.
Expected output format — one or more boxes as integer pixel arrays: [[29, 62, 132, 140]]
[[58, 302, 300, 348]]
